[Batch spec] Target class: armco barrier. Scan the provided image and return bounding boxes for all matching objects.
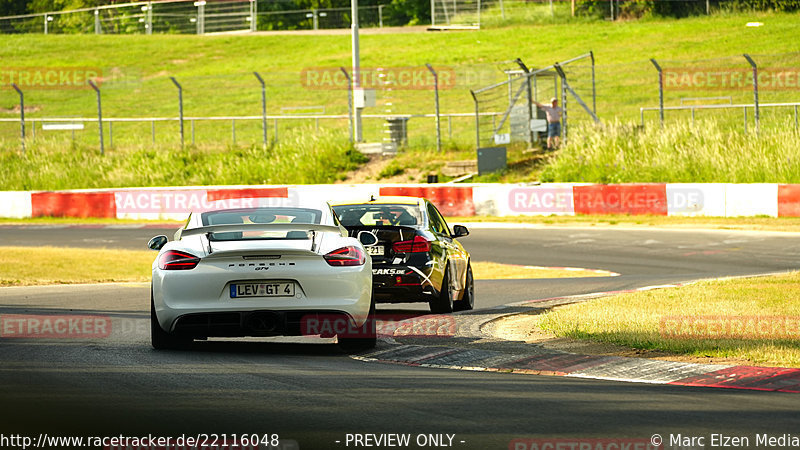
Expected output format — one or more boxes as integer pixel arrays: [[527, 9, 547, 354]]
[[1, 183, 799, 219]]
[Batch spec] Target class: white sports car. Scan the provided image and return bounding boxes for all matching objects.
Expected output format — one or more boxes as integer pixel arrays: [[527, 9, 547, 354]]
[[148, 199, 376, 352]]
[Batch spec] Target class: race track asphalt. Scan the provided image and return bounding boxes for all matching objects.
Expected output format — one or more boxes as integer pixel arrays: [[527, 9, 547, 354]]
[[1, 225, 799, 449]]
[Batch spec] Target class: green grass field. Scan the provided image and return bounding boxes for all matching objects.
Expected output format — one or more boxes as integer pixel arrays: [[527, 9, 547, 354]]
[[0, 128, 366, 190], [538, 272, 800, 367], [1, 10, 799, 188]]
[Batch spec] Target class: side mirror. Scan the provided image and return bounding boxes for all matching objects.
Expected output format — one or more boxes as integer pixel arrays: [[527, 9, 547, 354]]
[[148, 235, 168, 251], [357, 231, 378, 247], [452, 225, 469, 238]]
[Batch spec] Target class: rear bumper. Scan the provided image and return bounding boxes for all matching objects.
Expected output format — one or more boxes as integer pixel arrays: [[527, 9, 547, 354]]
[[152, 258, 372, 335], [170, 310, 357, 338], [372, 264, 438, 303]]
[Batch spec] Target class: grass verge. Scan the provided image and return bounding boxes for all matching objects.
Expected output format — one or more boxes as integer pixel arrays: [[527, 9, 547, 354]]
[[471, 261, 613, 279], [541, 120, 800, 183], [538, 272, 800, 367], [0, 246, 153, 286], [0, 128, 367, 190]]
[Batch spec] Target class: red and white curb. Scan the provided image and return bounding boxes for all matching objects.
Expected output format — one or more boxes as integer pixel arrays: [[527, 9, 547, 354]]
[[3, 182, 800, 219]]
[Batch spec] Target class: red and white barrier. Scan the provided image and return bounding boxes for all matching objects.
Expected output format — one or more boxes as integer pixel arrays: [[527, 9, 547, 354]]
[[2, 183, 799, 219]]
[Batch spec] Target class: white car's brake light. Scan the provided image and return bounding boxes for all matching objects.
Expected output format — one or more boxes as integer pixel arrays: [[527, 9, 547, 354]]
[[159, 250, 200, 270], [324, 246, 366, 267]]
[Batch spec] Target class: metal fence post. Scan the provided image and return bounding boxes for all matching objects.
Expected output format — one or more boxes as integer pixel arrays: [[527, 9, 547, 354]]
[[448, 115, 452, 140], [378, 5, 383, 27], [425, 64, 442, 153], [744, 107, 748, 134], [555, 63, 567, 142], [195, 0, 205, 35], [470, 90, 480, 149], [94, 9, 101, 34], [170, 77, 184, 147], [743, 54, 759, 134], [340, 67, 354, 143], [88, 80, 104, 155], [249, 0, 257, 32], [515, 58, 534, 145], [146, 3, 153, 34], [590, 50, 596, 116], [11, 83, 25, 155], [254, 71, 268, 148], [44, 15, 49, 34], [650, 58, 664, 128]]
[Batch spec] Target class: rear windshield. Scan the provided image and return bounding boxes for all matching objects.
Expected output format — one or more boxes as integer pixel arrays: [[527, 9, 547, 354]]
[[200, 207, 322, 241], [333, 204, 422, 227]]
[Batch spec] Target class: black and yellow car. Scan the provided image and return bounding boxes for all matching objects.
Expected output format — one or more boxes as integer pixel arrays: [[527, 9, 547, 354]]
[[331, 196, 474, 313]]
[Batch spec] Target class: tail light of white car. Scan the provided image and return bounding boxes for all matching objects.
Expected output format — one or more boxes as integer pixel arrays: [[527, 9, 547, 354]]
[[324, 246, 366, 266], [158, 250, 201, 270], [392, 235, 431, 253]]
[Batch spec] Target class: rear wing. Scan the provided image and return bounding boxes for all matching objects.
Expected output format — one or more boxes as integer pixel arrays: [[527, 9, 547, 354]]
[[181, 223, 345, 254], [181, 223, 343, 238]]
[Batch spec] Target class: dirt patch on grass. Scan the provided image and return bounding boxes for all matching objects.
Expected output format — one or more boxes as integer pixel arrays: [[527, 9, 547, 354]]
[[339, 154, 425, 184]]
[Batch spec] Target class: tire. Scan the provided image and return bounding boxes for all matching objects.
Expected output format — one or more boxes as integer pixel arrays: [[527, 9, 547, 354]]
[[429, 267, 454, 314], [338, 292, 377, 353], [454, 263, 474, 312], [151, 291, 190, 350]]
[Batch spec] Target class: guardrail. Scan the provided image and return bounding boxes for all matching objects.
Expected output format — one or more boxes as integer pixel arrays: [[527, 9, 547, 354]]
[[639, 102, 800, 133], [0, 112, 499, 151]]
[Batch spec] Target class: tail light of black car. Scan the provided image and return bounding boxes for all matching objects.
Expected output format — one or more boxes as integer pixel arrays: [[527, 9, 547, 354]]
[[158, 250, 201, 270], [392, 235, 431, 253], [324, 246, 366, 266]]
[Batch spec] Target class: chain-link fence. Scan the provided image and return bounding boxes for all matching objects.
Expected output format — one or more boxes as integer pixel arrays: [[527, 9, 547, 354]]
[[0, 0, 395, 35], [1, 51, 799, 154], [1, 0, 782, 35], [470, 53, 598, 148]]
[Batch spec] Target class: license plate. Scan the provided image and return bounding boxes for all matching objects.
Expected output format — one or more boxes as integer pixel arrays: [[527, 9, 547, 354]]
[[365, 246, 384, 256], [230, 282, 295, 298]]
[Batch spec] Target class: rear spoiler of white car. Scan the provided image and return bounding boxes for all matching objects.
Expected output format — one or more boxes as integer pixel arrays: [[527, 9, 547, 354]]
[[181, 223, 343, 238], [180, 223, 345, 254]]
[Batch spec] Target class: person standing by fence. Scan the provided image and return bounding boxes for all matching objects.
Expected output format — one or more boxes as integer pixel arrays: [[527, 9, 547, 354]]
[[533, 97, 562, 149]]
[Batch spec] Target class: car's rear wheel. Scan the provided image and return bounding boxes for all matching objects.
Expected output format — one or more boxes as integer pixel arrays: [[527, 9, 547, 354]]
[[454, 263, 474, 312], [338, 292, 377, 353], [151, 291, 191, 350], [429, 267, 454, 313]]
